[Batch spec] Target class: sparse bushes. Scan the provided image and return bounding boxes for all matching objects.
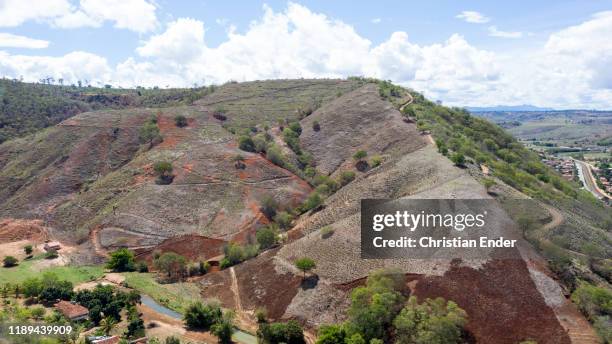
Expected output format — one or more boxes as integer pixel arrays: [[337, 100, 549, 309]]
[[239, 135, 255, 152], [273, 211, 293, 230], [174, 114, 188, 127], [106, 248, 136, 272], [301, 191, 323, 212], [3, 256, 18, 267], [320, 226, 334, 239], [339, 171, 356, 186], [154, 161, 174, 184], [370, 155, 382, 168], [266, 143, 287, 167], [353, 150, 367, 161]]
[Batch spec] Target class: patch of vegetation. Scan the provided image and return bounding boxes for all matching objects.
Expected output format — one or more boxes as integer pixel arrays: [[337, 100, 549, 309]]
[[174, 114, 188, 127], [153, 161, 174, 185], [257, 320, 305, 344], [3, 255, 18, 267], [139, 118, 162, 147], [571, 281, 612, 342], [153, 252, 187, 282], [122, 272, 201, 312], [256, 226, 278, 249], [294, 257, 316, 279], [316, 269, 468, 344], [219, 242, 260, 269], [106, 248, 136, 272]]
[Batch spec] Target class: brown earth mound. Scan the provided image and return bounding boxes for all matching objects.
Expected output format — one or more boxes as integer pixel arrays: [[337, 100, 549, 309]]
[[0, 218, 47, 243], [413, 258, 571, 344], [135, 234, 226, 264]]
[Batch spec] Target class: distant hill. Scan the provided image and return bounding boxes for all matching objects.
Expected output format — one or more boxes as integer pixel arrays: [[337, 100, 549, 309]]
[[466, 104, 555, 112]]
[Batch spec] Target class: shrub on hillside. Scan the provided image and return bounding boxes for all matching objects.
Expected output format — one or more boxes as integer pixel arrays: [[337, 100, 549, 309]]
[[273, 211, 293, 230], [256, 226, 277, 250], [451, 153, 466, 167], [339, 171, 356, 186], [260, 195, 278, 219], [238, 136, 255, 152], [154, 252, 187, 282], [266, 143, 286, 167], [320, 226, 334, 239], [312, 121, 321, 132], [370, 155, 382, 168], [301, 192, 323, 212], [3, 256, 18, 267], [174, 114, 188, 127], [154, 161, 174, 184], [258, 320, 305, 344]]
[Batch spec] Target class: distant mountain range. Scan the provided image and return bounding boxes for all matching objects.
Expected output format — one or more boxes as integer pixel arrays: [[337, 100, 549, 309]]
[[465, 105, 555, 112]]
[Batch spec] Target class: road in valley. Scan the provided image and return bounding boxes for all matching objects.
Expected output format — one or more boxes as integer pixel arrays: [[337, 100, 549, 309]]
[[573, 159, 611, 201]]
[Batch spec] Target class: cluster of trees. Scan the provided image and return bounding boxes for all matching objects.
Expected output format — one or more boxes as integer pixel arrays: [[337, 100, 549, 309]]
[[151, 251, 210, 282], [74, 284, 140, 328], [183, 301, 234, 344], [21, 273, 74, 304], [571, 281, 612, 342], [219, 242, 260, 269], [255, 308, 305, 344], [316, 269, 467, 344]]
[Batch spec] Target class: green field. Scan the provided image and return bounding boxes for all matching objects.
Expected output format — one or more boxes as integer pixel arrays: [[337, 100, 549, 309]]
[[0, 255, 104, 285], [122, 272, 202, 312]]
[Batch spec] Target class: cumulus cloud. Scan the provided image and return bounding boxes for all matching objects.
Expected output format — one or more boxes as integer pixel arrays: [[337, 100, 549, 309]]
[[0, 33, 49, 49], [456, 11, 490, 24], [0, 0, 158, 32], [1, 3, 612, 108], [488, 26, 523, 38]]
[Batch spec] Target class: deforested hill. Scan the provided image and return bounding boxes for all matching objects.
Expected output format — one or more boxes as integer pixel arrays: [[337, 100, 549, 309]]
[[0, 78, 610, 343], [0, 78, 216, 143]]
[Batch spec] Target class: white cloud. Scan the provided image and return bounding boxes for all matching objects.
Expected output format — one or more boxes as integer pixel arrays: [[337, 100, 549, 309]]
[[0, 33, 49, 49], [0, 0, 72, 27], [0, 51, 110, 84], [456, 11, 490, 24], [488, 26, 523, 38], [0, 0, 158, 32], [371, 18, 381, 24], [2, 4, 612, 108], [136, 18, 204, 63]]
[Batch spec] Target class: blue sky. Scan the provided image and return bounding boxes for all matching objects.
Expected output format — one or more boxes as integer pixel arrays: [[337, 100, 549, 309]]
[[1, 0, 612, 108]]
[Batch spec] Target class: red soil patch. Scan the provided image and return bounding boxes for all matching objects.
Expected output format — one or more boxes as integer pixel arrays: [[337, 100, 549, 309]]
[[0, 218, 47, 243], [135, 234, 226, 265], [412, 258, 571, 344]]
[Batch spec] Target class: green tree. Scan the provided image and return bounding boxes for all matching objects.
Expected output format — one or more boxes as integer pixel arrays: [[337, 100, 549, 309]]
[[295, 257, 316, 279], [174, 114, 188, 127], [154, 161, 174, 184], [30, 306, 45, 320], [316, 324, 346, 344], [211, 311, 235, 344], [353, 150, 367, 161], [451, 153, 465, 167], [239, 136, 255, 152], [258, 320, 305, 344], [139, 121, 161, 147], [106, 248, 136, 272], [22, 277, 43, 298], [184, 301, 223, 330], [100, 316, 117, 335], [301, 192, 323, 212], [153, 252, 187, 282], [256, 227, 277, 250], [393, 296, 467, 344], [273, 211, 293, 229], [3, 256, 18, 267]]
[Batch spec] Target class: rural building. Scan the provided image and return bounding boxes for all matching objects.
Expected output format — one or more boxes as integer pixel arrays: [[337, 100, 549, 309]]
[[88, 336, 121, 344], [54, 300, 88, 321], [43, 241, 61, 251]]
